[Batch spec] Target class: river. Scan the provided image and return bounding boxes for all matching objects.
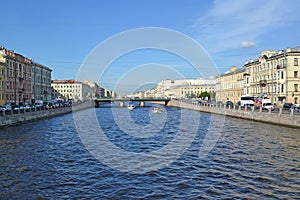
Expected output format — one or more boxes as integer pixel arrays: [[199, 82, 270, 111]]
[[0, 105, 299, 199]]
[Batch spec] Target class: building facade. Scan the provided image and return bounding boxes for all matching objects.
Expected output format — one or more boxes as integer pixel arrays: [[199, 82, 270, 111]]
[[244, 47, 300, 105], [51, 80, 107, 101], [80, 80, 102, 99], [3, 48, 33, 104], [167, 83, 216, 99], [215, 66, 245, 103], [52, 80, 84, 101], [32, 62, 52, 103], [1, 47, 52, 105], [0, 48, 7, 105], [148, 78, 216, 99], [214, 46, 300, 105]]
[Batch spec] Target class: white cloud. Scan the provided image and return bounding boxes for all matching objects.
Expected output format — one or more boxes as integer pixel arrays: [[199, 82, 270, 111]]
[[194, 0, 300, 53], [241, 41, 256, 48]]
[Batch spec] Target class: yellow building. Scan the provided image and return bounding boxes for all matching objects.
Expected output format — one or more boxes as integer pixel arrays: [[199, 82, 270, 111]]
[[215, 66, 245, 104], [0, 49, 7, 105], [244, 46, 300, 105]]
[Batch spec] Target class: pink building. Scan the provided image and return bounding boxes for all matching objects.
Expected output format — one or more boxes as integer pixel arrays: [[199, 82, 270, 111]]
[[3, 49, 32, 104]]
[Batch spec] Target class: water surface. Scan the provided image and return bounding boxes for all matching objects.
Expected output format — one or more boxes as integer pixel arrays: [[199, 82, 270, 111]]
[[0, 106, 299, 199]]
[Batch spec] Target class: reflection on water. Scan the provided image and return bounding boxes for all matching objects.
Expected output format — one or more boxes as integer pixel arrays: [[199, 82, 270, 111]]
[[0, 106, 299, 199]]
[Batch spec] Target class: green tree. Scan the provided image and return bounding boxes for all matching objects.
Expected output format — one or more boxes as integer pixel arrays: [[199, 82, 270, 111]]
[[199, 91, 210, 99]]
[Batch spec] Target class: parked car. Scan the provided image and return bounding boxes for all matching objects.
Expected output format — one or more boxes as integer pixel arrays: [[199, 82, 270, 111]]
[[13, 105, 21, 110], [192, 100, 202, 104], [244, 103, 254, 110], [48, 102, 54, 108], [225, 101, 234, 108], [34, 103, 43, 108], [0, 106, 7, 111], [207, 101, 216, 106], [24, 103, 32, 110], [262, 102, 274, 110], [2, 105, 12, 111], [217, 101, 224, 106], [192, 100, 198, 104], [43, 103, 50, 109], [291, 105, 300, 113], [283, 103, 293, 110]]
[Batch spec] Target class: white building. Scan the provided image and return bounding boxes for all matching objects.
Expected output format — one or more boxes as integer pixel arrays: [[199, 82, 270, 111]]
[[51, 80, 116, 101], [147, 78, 216, 98], [51, 80, 94, 101], [80, 80, 102, 99]]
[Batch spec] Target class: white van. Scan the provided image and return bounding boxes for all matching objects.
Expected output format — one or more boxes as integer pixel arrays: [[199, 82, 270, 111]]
[[34, 100, 43, 108], [261, 99, 274, 110]]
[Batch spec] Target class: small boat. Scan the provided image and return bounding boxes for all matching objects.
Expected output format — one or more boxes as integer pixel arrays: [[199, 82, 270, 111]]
[[151, 106, 164, 113], [127, 104, 136, 110]]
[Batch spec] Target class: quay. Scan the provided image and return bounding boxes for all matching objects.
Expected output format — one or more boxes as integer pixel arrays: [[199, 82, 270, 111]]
[[167, 99, 300, 129], [1, 98, 299, 129], [0, 101, 94, 128]]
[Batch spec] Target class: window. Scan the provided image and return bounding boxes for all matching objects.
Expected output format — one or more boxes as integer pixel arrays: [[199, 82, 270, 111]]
[[294, 71, 299, 78], [295, 84, 298, 92], [281, 84, 284, 93], [281, 71, 284, 79], [294, 58, 299, 66]]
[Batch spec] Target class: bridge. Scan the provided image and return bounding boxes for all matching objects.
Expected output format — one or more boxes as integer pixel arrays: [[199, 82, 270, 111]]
[[94, 98, 170, 107]]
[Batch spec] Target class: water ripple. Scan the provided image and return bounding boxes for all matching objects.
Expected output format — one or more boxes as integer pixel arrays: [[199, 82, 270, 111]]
[[0, 108, 299, 199]]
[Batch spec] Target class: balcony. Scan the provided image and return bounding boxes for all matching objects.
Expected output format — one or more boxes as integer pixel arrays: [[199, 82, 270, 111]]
[[18, 88, 25, 93], [259, 80, 267, 87], [276, 64, 287, 69]]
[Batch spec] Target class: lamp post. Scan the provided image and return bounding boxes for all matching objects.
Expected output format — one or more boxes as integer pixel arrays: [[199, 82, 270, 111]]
[[271, 61, 274, 104]]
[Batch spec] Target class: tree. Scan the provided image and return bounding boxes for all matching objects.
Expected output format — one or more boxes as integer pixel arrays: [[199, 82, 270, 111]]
[[199, 91, 210, 99]]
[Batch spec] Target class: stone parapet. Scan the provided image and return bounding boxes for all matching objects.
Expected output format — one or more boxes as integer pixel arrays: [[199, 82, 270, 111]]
[[167, 100, 300, 129], [0, 101, 95, 128]]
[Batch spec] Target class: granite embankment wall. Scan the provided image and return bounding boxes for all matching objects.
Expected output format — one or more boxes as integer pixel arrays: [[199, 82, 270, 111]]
[[0, 101, 95, 128], [167, 100, 300, 129]]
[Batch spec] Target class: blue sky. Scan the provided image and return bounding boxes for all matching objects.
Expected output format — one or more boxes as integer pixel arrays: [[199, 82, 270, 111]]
[[1, 0, 300, 94]]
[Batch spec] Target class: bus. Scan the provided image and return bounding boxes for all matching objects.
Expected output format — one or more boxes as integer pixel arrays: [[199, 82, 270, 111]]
[[240, 96, 256, 107]]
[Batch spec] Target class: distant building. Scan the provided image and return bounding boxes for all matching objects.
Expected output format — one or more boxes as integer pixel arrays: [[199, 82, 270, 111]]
[[51, 80, 112, 101], [80, 80, 101, 99], [0, 48, 7, 105], [215, 66, 245, 103], [167, 83, 215, 99], [32, 62, 52, 103], [52, 80, 87, 101], [103, 88, 116, 98], [148, 78, 216, 99]]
